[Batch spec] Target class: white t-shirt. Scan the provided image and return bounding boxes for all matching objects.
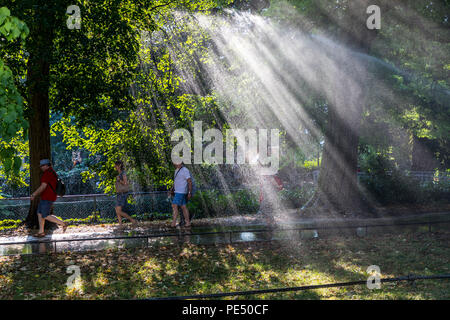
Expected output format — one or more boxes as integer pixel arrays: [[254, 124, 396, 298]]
[[174, 166, 191, 194]]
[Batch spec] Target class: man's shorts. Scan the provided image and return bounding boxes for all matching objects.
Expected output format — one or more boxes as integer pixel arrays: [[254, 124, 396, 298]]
[[172, 193, 188, 206], [115, 193, 128, 207], [37, 200, 53, 218]]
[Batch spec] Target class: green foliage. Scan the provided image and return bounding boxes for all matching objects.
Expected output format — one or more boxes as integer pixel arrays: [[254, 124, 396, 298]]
[[62, 214, 115, 226], [267, 1, 449, 167], [420, 178, 450, 203], [359, 149, 450, 205], [302, 159, 320, 170], [0, 7, 29, 179], [360, 170, 419, 205], [0, 0, 448, 210], [0, 218, 21, 230], [187, 189, 259, 218], [364, 1, 449, 169], [51, 8, 226, 193], [0, 7, 29, 41], [279, 184, 315, 208], [0, 0, 225, 195]]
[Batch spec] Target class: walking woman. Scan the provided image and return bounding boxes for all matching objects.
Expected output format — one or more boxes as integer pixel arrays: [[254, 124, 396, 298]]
[[114, 160, 137, 227]]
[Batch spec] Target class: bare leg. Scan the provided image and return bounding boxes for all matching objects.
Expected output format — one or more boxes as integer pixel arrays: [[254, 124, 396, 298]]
[[45, 215, 66, 227], [38, 213, 45, 234], [115, 206, 123, 225], [180, 205, 190, 227], [171, 204, 179, 227], [45, 215, 68, 233], [116, 206, 136, 225]]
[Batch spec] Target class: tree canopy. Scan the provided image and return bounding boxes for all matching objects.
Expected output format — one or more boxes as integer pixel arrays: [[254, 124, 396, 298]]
[[0, 0, 448, 216]]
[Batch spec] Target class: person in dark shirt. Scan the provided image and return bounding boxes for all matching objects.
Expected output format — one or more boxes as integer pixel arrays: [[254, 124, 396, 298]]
[[30, 159, 68, 237]]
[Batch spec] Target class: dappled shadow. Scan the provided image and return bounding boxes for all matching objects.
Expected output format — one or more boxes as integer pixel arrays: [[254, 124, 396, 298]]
[[1, 229, 448, 300], [273, 230, 450, 299]]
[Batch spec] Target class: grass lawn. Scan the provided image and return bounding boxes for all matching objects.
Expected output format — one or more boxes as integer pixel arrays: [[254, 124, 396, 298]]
[[0, 231, 449, 300]]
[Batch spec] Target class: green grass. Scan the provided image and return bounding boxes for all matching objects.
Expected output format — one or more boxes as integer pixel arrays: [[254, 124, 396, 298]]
[[0, 231, 449, 300]]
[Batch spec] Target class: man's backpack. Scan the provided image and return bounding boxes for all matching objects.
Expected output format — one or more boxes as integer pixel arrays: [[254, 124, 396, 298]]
[[48, 169, 66, 196]]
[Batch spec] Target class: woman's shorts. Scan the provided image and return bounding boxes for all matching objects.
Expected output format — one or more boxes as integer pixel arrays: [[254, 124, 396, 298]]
[[116, 193, 128, 207], [172, 193, 187, 206], [37, 200, 53, 218]]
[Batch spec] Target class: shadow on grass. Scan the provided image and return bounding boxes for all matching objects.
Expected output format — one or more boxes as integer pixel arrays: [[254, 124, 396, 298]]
[[1, 230, 449, 299]]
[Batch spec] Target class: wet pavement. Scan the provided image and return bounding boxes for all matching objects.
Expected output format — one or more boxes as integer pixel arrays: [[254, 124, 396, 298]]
[[0, 211, 449, 256]]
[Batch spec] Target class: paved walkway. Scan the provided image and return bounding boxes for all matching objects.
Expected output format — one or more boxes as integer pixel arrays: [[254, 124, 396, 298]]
[[0, 211, 449, 255]]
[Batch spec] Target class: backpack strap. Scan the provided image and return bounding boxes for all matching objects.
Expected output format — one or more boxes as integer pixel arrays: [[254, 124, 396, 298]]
[[174, 166, 184, 180]]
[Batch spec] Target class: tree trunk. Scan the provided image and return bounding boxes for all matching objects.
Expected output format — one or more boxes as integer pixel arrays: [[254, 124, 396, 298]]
[[318, 98, 362, 212], [24, 6, 56, 230], [24, 59, 54, 229], [317, 0, 380, 213], [411, 136, 439, 171]]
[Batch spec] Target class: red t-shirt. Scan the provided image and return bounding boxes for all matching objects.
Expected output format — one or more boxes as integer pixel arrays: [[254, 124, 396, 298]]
[[40, 168, 57, 201]]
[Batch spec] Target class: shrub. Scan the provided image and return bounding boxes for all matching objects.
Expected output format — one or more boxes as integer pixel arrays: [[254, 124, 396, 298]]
[[359, 169, 421, 205], [279, 184, 316, 208], [187, 189, 259, 219], [419, 178, 450, 203], [303, 159, 320, 170], [0, 218, 22, 230], [359, 169, 450, 205], [358, 149, 450, 205]]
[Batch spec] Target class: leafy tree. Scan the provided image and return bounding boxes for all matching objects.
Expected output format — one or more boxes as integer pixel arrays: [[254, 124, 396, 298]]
[[265, 0, 449, 212], [52, 10, 228, 193], [0, 0, 223, 228], [0, 7, 29, 184]]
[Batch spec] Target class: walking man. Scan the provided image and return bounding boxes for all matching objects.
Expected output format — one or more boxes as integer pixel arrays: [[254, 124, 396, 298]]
[[170, 161, 193, 228], [30, 159, 68, 237]]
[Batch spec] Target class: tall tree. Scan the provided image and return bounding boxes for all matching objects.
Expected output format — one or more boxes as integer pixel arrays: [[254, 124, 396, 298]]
[[1, 0, 220, 228], [266, 0, 448, 213], [315, 0, 383, 212]]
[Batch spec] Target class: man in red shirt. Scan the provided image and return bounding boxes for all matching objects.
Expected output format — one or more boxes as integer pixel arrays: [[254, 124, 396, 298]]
[[30, 159, 68, 237]]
